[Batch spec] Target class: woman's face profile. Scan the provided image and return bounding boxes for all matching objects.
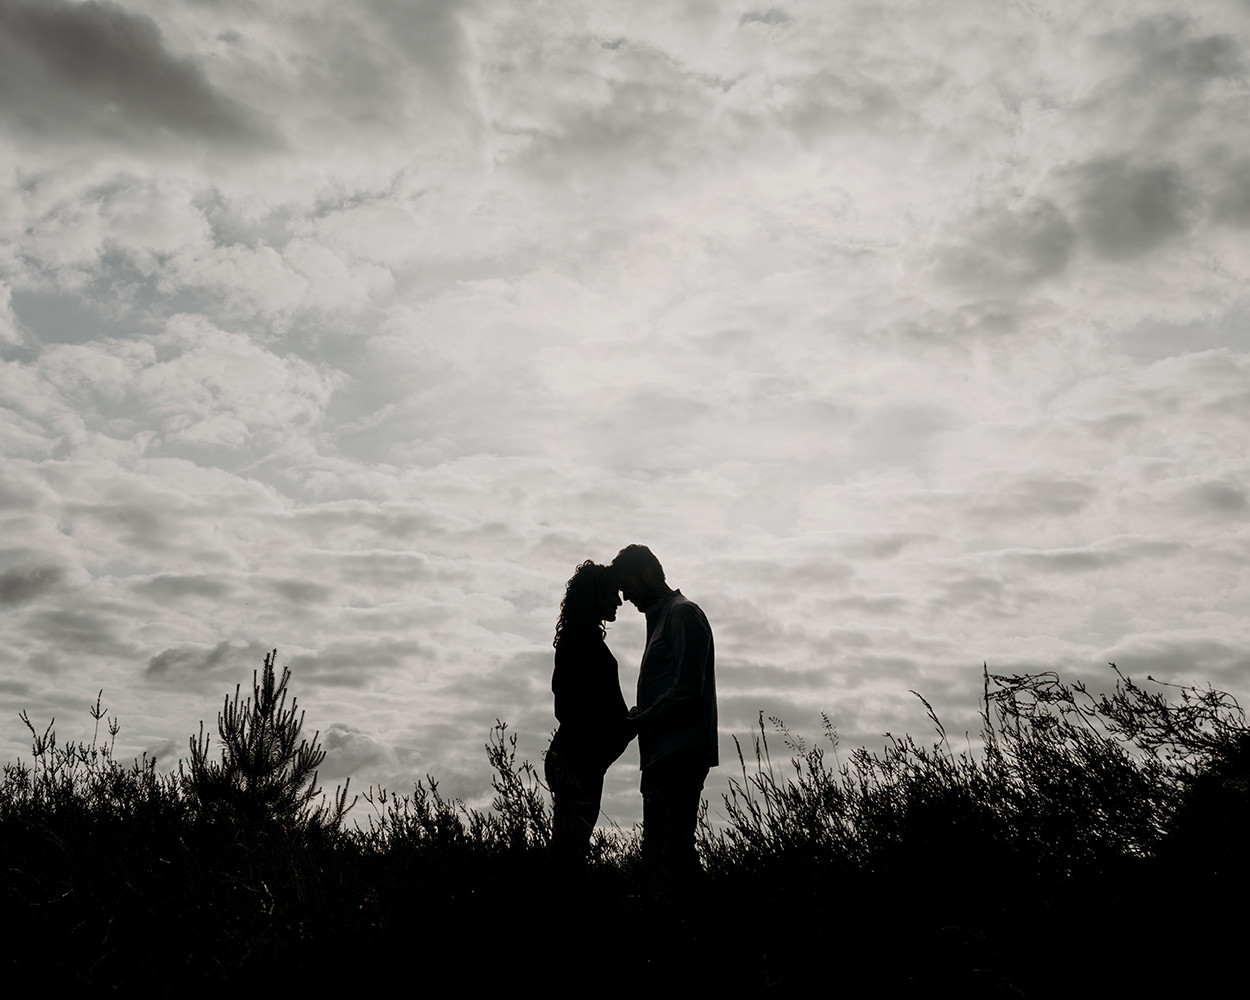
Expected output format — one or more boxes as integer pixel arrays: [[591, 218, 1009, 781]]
[[596, 583, 622, 623]]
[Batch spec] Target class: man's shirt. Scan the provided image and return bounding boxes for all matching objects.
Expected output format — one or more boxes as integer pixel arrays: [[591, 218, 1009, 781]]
[[631, 589, 718, 770]]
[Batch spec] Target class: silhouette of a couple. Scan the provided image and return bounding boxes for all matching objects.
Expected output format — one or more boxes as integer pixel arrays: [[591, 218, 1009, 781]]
[[545, 544, 717, 877]]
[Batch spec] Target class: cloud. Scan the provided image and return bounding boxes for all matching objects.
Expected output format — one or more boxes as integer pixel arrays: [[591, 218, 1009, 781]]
[[503, 38, 721, 184], [0, 678, 34, 699], [0, 0, 275, 150], [739, 8, 791, 28], [0, 282, 19, 345], [319, 722, 401, 782], [145, 639, 271, 685], [143, 737, 183, 767], [2, 1, 1250, 814], [1062, 156, 1193, 260], [288, 636, 426, 689], [283, 0, 478, 127], [0, 565, 65, 606], [1092, 15, 1245, 144], [969, 478, 1098, 523], [23, 605, 137, 663], [1102, 635, 1250, 695], [1186, 480, 1246, 513], [1005, 547, 1129, 574], [1204, 148, 1250, 228], [132, 573, 232, 601], [10, 315, 346, 463], [932, 198, 1077, 289]]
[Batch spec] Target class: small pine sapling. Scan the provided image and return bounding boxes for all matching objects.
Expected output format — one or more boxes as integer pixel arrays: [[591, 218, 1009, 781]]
[[183, 649, 349, 831]]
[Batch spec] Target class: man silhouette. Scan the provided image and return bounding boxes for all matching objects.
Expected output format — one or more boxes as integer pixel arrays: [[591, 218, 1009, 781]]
[[611, 544, 717, 879]]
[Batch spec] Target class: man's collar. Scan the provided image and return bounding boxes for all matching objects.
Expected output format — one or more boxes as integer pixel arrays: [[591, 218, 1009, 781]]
[[643, 588, 681, 616]]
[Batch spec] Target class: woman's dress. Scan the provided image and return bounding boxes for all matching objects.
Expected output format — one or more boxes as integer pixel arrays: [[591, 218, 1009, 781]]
[[545, 627, 633, 858]]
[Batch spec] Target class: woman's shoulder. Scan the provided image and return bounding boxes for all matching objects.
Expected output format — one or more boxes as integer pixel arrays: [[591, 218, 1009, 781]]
[[555, 627, 613, 661]]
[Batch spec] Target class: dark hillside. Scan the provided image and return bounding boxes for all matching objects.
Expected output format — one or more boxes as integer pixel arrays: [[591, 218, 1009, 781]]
[[3, 656, 1245, 995]]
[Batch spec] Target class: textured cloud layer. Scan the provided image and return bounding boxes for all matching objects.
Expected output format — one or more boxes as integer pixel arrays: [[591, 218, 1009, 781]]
[[2, 0, 1248, 825]]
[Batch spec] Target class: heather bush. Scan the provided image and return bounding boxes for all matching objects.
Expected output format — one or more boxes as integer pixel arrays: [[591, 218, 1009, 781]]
[[696, 666, 1247, 993], [707, 666, 1241, 874]]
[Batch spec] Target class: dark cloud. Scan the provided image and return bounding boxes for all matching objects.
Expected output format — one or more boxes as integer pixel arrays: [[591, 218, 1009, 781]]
[[65, 499, 172, 554], [1006, 539, 1183, 575], [739, 8, 791, 27], [505, 39, 722, 180], [1101, 15, 1244, 106], [933, 198, 1076, 289], [145, 639, 270, 684], [1160, 478, 1250, 522], [1009, 549, 1122, 573], [0, 565, 64, 605], [1118, 312, 1250, 360], [1188, 480, 1246, 513], [928, 575, 1005, 616], [0, 678, 34, 698], [287, 637, 426, 687], [132, 574, 232, 600], [286, 0, 476, 129], [1206, 154, 1250, 229], [270, 578, 334, 604], [365, 0, 473, 91], [1063, 157, 1193, 259], [970, 477, 1098, 522], [24, 605, 135, 661], [840, 533, 935, 560], [1103, 637, 1250, 693], [10, 288, 160, 349], [0, 0, 274, 148]]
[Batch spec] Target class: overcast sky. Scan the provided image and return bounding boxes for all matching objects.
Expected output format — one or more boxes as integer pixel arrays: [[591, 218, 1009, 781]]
[[3, 0, 1249, 826]]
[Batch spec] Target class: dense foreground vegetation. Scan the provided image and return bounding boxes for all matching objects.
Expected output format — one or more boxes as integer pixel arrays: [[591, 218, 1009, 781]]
[[3, 653, 1247, 995]]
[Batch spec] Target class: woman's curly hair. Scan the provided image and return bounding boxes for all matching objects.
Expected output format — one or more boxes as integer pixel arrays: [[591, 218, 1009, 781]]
[[553, 560, 615, 648]]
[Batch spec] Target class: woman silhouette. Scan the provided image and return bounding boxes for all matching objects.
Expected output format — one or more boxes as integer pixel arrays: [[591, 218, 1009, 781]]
[[545, 560, 634, 862]]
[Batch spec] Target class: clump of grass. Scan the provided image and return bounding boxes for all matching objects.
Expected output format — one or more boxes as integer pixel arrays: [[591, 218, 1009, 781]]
[[3, 691, 181, 827], [696, 665, 1247, 992], [353, 720, 550, 856], [708, 665, 1241, 872]]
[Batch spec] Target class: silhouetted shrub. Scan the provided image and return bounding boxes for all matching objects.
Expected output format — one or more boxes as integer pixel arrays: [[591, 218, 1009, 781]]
[[695, 666, 1246, 992], [181, 648, 352, 834]]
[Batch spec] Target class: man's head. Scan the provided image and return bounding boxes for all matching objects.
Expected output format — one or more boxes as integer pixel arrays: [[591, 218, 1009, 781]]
[[611, 544, 670, 611]]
